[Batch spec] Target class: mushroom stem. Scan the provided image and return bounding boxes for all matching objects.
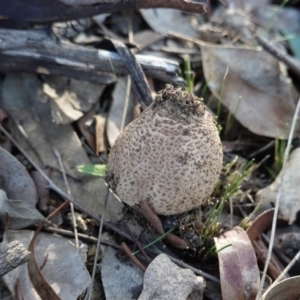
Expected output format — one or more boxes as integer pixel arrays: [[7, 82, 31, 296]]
[[134, 200, 188, 249]]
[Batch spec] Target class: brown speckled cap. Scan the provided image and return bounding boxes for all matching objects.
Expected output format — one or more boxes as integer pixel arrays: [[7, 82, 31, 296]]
[[106, 84, 223, 215]]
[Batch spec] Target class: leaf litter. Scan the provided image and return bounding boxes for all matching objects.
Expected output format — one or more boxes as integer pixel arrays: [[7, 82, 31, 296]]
[[1, 1, 300, 299]]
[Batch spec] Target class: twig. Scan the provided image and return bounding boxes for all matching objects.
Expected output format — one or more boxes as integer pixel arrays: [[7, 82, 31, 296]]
[[1, 0, 207, 26], [120, 14, 133, 131], [0, 241, 31, 276], [121, 242, 147, 272], [88, 186, 109, 300], [254, 34, 300, 77], [111, 39, 153, 108], [53, 148, 79, 249], [46, 200, 69, 219], [43, 226, 122, 249], [122, 222, 150, 261], [272, 250, 300, 285], [257, 96, 300, 300], [0, 29, 183, 86]]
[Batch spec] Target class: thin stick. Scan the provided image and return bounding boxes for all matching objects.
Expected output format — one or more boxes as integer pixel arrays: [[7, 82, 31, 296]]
[[121, 242, 147, 272], [122, 222, 150, 261], [257, 96, 300, 300], [120, 76, 132, 131], [88, 186, 109, 300], [272, 250, 300, 285], [53, 147, 79, 249], [120, 13, 133, 132], [46, 200, 69, 220], [43, 226, 122, 249], [254, 34, 300, 77]]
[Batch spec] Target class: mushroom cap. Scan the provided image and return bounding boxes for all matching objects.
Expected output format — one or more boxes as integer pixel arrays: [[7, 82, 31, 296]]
[[106, 85, 223, 215]]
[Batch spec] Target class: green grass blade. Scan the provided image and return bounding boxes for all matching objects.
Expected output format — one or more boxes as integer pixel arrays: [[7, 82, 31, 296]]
[[77, 164, 107, 176]]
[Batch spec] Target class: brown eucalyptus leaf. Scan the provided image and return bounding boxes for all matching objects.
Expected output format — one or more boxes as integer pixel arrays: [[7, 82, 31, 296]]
[[246, 209, 283, 280], [256, 148, 300, 224], [214, 226, 259, 300], [28, 231, 61, 300], [262, 276, 300, 300], [0, 147, 37, 207], [201, 43, 297, 138]]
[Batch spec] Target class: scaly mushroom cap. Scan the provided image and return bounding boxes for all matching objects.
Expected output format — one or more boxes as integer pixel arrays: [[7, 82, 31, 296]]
[[106, 84, 223, 215]]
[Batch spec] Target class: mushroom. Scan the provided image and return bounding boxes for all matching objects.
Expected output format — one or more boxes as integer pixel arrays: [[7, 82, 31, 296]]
[[107, 84, 223, 216]]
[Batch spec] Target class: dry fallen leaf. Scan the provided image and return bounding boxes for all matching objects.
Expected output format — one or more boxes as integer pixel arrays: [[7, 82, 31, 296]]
[[256, 148, 300, 224], [2, 230, 90, 300], [0, 147, 38, 207], [138, 254, 206, 300], [214, 226, 259, 300], [43, 75, 105, 125], [0, 189, 48, 230], [262, 275, 300, 300], [140, 9, 199, 37], [246, 209, 283, 280], [201, 43, 297, 138]]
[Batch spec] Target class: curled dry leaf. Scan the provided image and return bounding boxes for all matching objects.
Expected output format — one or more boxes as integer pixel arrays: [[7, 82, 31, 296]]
[[214, 226, 260, 300], [246, 209, 283, 280], [94, 114, 107, 154], [138, 254, 205, 300], [201, 43, 297, 138], [0, 189, 48, 230], [256, 148, 300, 224], [0, 147, 37, 207], [262, 275, 300, 300], [43, 75, 105, 125], [2, 230, 90, 300]]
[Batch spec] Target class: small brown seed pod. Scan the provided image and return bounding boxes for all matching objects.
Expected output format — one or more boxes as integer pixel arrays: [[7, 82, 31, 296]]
[[106, 84, 223, 215]]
